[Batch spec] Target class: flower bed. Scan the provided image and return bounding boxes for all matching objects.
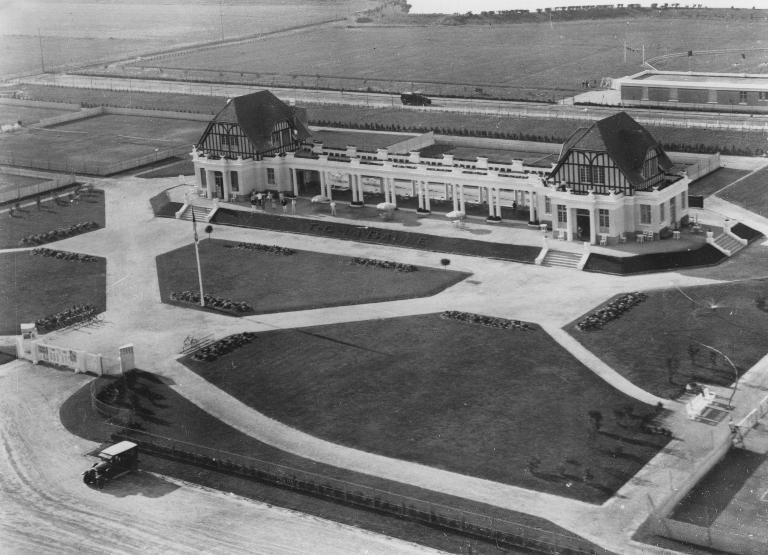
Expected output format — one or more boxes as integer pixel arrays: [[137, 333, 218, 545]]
[[31, 247, 97, 263], [191, 332, 257, 362], [576, 292, 648, 331], [169, 291, 253, 314], [19, 221, 99, 246], [223, 242, 295, 255], [441, 310, 533, 330], [351, 257, 417, 272], [36, 304, 98, 333]]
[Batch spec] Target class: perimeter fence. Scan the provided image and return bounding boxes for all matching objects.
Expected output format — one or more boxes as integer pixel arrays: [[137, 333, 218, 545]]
[[99, 421, 608, 555]]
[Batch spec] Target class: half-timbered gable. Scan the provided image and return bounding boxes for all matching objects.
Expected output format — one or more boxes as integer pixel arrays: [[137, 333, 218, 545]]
[[195, 90, 311, 160], [548, 112, 673, 195]]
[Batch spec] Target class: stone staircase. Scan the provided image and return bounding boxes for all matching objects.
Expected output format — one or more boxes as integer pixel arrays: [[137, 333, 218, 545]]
[[541, 249, 582, 269], [180, 205, 212, 222], [712, 233, 745, 256]]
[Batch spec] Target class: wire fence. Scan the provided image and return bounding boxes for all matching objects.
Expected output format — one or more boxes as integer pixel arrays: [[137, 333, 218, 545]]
[[99, 420, 607, 555], [0, 173, 77, 204]]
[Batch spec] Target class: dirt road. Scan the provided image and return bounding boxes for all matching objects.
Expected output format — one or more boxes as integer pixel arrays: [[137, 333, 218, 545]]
[[0, 359, 443, 555]]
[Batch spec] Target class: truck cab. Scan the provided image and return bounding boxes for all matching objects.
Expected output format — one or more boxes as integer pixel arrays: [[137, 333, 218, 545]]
[[83, 441, 139, 489]]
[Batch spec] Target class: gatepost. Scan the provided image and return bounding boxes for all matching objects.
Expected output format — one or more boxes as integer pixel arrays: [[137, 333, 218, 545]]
[[119, 344, 135, 373]]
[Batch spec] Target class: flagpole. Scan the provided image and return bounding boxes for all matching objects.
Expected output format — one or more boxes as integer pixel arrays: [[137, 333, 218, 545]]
[[192, 210, 205, 307]]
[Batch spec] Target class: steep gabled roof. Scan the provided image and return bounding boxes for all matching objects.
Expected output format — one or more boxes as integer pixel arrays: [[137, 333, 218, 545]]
[[210, 90, 311, 151], [552, 112, 672, 187]]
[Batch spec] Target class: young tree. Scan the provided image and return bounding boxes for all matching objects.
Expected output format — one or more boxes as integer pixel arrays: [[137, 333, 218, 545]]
[[204, 224, 213, 240]]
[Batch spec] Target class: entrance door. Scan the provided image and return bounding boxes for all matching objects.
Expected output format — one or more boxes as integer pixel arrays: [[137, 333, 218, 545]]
[[214, 171, 223, 199], [576, 209, 590, 241]]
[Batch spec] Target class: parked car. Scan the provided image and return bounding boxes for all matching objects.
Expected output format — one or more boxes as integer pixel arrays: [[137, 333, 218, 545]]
[[83, 441, 139, 489]]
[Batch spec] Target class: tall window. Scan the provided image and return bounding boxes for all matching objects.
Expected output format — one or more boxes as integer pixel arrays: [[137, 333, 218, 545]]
[[544, 196, 551, 215], [230, 171, 239, 192], [640, 204, 651, 225], [578, 165, 605, 184], [267, 168, 275, 185], [199, 169, 207, 188], [557, 204, 567, 225], [598, 209, 609, 231], [739, 91, 748, 104], [659, 201, 665, 223]]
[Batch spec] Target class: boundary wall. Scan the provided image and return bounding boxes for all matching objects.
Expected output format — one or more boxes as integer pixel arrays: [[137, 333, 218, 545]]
[[0, 167, 77, 204]]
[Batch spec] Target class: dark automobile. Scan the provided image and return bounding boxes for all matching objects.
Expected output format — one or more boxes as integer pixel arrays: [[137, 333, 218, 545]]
[[83, 441, 139, 489], [400, 92, 431, 106]]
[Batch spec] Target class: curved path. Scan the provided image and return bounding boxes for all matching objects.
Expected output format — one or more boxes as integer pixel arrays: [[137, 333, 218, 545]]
[[15, 175, 746, 554]]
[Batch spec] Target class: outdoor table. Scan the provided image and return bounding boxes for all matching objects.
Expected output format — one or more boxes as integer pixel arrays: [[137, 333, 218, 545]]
[[636, 234, 645, 244], [673, 230, 681, 240]]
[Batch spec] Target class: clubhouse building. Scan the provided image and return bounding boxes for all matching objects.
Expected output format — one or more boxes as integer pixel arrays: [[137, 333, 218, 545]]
[[192, 91, 690, 244]]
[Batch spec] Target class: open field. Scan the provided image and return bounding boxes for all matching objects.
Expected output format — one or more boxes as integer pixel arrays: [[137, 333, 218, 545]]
[[717, 166, 768, 218], [0, 189, 105, 249], [0, 251, 106, 335], [183, 313, 669, 504], [156, 239, 469, 315], [0, 173, 46, 192], [0, 0, 377, 77], [0, 114, 205, 174], [124, 17, 768, 99], [569, 281, 768, 399]]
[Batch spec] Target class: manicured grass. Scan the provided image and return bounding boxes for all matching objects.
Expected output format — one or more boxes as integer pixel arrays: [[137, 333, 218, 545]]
[[156, 239, 470, 315], [60, 369, 603, 554], [0, 114, 204, 174], [584, 245, 725, 275], [0, 103, 78, 125], [213, 207, 541, 262], [718, 166, 768, 218], [688, 168, 750, 198], [182, 313, 669, 504], [0, 251, 106, 335], [569, 280, 768, 399], [670, 448, 767, 529], [138, 158, 194, 179], [0, 173, 46, 195], [0, 189, 105, 249]]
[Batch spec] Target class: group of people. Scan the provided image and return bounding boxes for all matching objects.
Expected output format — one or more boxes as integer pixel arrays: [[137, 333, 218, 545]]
[[249, 190, 294, 214]]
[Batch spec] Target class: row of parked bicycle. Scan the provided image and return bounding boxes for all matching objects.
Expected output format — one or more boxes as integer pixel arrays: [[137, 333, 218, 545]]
[[170, 291, 253, 314], [350, 257, 417, 272], [191, 332, 257, 362], [224, 242, 295, 256], [36, 304, 99, 333], [441, 311, 533, 331]]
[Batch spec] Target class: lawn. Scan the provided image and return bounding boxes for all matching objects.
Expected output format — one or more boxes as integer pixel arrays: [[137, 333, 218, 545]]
[[0, 114, 204, 175], [182, 313, 670, 504], [569, 281, 768, 399], [0, 189, 105, 249], [718, 165, 768, 218], [156, 239, 470, 315], [688, 168, 750, 198], [60, 369, 603, 554], [0, 251, 106, 335], [125, 16, 768, 99], [0, 173, 46, 194]]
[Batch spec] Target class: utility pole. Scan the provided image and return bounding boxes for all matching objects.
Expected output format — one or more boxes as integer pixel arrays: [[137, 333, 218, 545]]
[[38, 28, 45, 73], [219, 0, 224, 41]]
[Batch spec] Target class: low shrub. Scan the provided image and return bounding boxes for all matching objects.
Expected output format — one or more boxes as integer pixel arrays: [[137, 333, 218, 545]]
[[19, 221, 99, 246], [224, 242, 295, 255], [441, 310, 533, 330], [170, 291, 253, 314], [576, 292, 647, 331], [191, 332, 256, 362], [31, 247, 97, 263], [36, 304, 98, 333], [350, 257, 417, 272]]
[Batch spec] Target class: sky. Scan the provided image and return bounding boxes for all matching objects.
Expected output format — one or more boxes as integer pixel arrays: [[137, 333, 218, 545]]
[[409, 1, 765, 13]]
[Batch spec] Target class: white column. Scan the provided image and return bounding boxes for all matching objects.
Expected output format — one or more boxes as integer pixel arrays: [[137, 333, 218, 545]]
[[223, 170, 232, 201], [357, 175, 364, 204], [390, 178, 397, 207], [411, 180, 417, 197], [292, 168, 298, 196], [566, 206, 573, 241], [351, 174, 358, 202], [417, 181, 424, 210], [424, 182, 431, 211], [488, 188, 495, 217], [495, 188, 502, 219], [529, 192, 536, 222], [589, 207, 598, 245], [452, 184, 458, 212], [206, 170, 215, 198], [459, 184, 465, 213]]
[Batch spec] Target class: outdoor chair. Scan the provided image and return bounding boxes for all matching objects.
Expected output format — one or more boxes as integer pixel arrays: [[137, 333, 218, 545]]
[[618, 233, 626, 244], [599, 234, 608, 246]]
